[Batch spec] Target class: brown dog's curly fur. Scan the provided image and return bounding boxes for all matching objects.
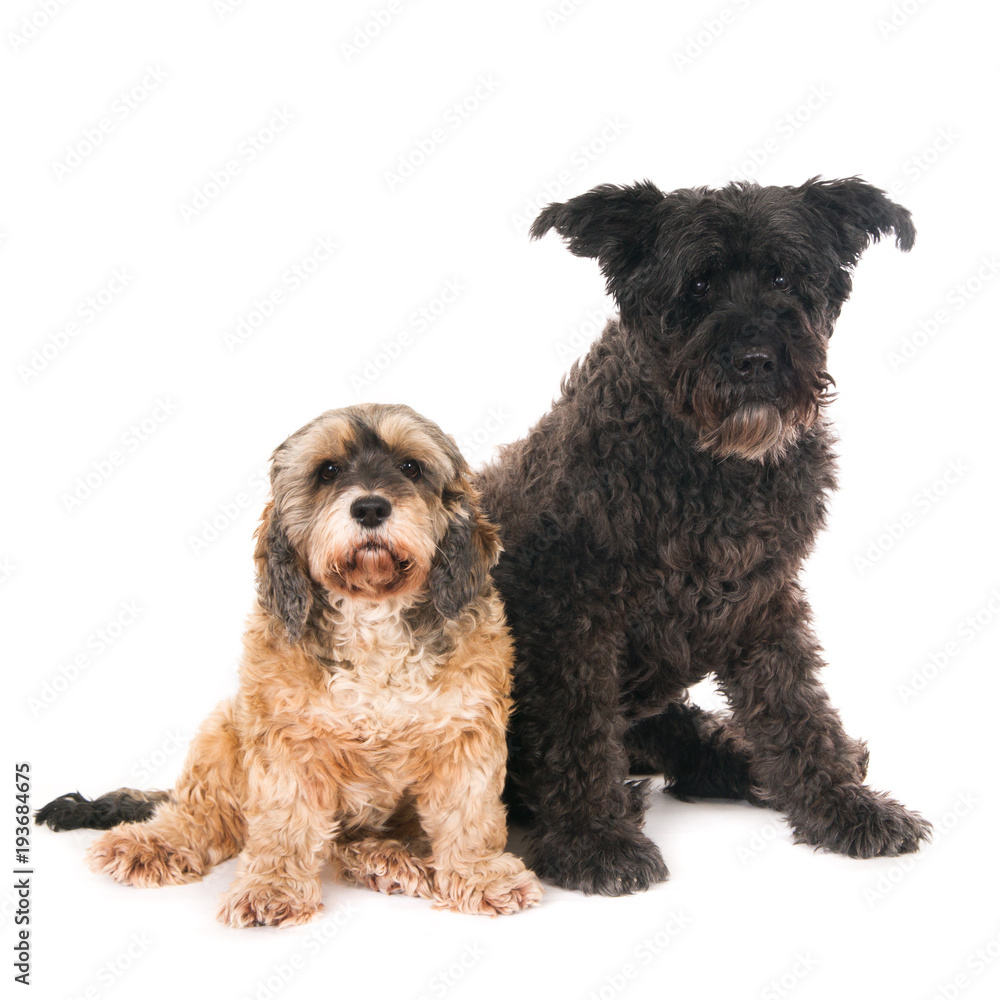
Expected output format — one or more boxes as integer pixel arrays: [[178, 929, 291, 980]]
[[478, 178, 932, 895], [37, 404, 541, 924]]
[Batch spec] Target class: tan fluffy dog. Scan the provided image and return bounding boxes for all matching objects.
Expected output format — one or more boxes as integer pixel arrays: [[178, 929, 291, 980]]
[[36, 404, 541, 925]]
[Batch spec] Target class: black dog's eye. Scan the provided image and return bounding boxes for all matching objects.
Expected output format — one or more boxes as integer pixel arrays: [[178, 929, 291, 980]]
[[772, 275, 790, 291], [400, 459, 422, 480], [318, 461, 340, 482], [689, 277, 709, 297]]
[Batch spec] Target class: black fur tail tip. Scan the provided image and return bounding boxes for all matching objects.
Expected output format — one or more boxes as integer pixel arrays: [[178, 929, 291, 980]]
[[35, 789, 169, 831]]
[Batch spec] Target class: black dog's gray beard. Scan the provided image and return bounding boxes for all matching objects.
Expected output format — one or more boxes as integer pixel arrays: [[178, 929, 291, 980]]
[[694, 400, 797, 461], [676, 357, 832, 462]]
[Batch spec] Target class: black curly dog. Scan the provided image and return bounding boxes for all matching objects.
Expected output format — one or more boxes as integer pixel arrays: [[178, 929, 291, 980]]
[[477, 177, 932, 895]]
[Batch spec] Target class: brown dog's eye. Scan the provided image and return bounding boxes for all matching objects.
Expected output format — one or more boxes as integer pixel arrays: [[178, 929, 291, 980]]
[[689, 277, 709, 297], [772, 275, 790, 291], [318, 461, 340, 482], [400, 459, 422, 480]]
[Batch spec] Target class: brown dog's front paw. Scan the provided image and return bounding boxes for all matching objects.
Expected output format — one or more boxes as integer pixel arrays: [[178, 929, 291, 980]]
[[86, 826, 203, 887], [218, 880, 322, 928], [338, 839, 435, 900], [793, 785, 932, 858], [435, 854, 542, 916]]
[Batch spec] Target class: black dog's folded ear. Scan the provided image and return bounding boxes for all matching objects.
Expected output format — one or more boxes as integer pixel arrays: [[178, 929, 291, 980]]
[[797, 176, 915, 265], [531, 181, 665, 309], [428, 481, 502, 621], [254, 500, 312, 643]]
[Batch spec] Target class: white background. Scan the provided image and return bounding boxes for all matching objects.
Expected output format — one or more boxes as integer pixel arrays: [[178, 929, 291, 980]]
[[4, 1, 999, 998]]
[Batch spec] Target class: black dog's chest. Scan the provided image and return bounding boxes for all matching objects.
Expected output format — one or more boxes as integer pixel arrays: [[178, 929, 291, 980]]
[[620, 450, 824, 637], [647, 460, 798, 571]]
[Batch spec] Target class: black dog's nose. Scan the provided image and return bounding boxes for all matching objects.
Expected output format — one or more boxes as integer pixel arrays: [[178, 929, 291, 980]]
[[350, 494, 392, 527], [732, 346, 777, 381]]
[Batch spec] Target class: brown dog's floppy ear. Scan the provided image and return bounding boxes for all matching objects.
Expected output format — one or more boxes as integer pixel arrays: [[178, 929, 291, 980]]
[[531, 180, 665, 311], [798, 176, 916, 265], [254, 500, 312, 643], [428, 481, 502, 621]]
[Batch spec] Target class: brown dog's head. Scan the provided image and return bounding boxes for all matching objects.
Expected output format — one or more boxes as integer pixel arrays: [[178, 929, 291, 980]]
[[254, 403, 500, 641]]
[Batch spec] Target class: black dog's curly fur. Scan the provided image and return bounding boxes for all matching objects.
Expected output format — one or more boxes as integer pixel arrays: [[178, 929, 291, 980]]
[[478, 177, 931, 895]]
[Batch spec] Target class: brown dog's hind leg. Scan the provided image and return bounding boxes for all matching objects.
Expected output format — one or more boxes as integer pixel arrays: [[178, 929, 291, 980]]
[[85, 701, 247, 887]]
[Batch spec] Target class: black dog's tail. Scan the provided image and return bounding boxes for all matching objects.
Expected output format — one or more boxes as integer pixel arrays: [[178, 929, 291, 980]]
[[34, 788, 173, 832]]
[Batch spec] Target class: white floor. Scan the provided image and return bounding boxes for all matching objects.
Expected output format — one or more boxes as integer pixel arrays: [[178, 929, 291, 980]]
[[7, 0, 999, 996], [19, 763, 992, 1000]]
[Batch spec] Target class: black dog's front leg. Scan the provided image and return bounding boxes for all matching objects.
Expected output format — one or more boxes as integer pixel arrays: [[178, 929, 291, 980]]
[[507, 624, 669, 895], [720, 596, 931, 857]]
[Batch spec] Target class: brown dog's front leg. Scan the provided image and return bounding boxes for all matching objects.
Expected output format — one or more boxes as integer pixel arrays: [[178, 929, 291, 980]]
[[415, 728, 541, 916]]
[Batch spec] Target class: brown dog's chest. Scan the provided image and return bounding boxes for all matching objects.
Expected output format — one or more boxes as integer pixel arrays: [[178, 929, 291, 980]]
[[319, 658, 489, 743], [239, 606, 503, 802]]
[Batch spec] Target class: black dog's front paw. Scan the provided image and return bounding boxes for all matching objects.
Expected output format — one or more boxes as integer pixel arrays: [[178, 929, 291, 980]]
[[528, 823, 669, 895], [792, 785, 932, 858]]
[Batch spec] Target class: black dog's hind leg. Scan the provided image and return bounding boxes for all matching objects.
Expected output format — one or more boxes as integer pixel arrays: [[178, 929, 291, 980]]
[[35, 788, 172, 831], [625, 702, 774, 805]]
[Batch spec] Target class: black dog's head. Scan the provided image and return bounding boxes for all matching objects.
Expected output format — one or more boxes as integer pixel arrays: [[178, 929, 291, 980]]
[[532, 177, 914, 461]]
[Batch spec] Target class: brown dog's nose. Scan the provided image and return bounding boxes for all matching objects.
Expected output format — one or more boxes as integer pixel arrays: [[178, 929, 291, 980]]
[[732, 346, 777, 381], [350, 495, 392, 528]]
